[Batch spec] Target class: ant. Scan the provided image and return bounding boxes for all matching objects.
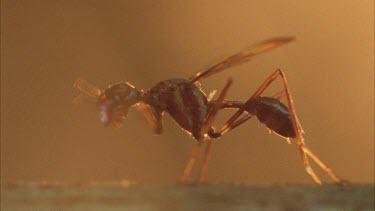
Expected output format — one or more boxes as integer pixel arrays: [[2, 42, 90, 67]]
[[74, 37, 347, 185]]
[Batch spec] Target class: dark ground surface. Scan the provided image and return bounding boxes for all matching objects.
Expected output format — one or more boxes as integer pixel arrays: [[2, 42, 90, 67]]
[[1, 182, 374, 211]]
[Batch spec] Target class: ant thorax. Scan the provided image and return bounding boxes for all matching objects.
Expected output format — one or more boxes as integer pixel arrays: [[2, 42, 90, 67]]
[[145, 78, 209, 140]]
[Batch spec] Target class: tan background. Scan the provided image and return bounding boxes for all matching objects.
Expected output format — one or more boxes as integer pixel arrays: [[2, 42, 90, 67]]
[[1, 0, 373, 184]]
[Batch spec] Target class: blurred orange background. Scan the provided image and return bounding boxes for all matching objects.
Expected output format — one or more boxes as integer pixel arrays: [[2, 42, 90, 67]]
[[1, 0, 373, 184]]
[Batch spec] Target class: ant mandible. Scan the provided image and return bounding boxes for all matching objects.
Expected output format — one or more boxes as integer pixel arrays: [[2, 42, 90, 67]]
[[74, 37, 347, 185]]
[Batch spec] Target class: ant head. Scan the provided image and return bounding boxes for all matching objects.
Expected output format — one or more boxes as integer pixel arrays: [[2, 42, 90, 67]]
[[97, 81, 143, 127]]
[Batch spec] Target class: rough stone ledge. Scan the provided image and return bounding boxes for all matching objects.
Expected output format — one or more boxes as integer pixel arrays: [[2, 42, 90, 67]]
[[1, 182, 374, 211]]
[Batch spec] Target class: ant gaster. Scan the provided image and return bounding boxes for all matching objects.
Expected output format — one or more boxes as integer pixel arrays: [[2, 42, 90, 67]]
[[75, 37, 347, 185]]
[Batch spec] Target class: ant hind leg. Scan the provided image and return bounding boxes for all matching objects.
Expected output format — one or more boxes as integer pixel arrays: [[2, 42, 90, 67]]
[[216, 69, 345, 184]]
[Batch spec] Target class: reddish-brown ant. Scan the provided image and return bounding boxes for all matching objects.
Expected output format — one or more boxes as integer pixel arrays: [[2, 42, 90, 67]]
[[74, 37, 347, 185]]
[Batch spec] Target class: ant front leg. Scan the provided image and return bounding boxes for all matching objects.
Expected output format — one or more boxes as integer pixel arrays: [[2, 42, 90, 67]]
[[135, 103, 164, 135]]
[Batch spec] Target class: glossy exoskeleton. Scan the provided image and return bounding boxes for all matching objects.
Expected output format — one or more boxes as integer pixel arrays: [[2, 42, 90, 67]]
[[74, 37, 347, 185]]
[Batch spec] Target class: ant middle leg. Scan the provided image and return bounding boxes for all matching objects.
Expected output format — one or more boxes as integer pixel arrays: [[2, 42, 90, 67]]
[[197, 139, 213, 183], [180, 78, 233, 183], [180, 142, 202, 182]]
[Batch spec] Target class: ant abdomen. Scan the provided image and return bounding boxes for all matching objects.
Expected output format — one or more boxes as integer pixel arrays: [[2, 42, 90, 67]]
[[247, 97, 296, 138]]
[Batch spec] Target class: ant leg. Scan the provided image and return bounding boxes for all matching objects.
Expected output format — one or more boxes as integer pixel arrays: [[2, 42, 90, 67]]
[[253, 69, 346, 184], [302, 146, 349, 184], [194, 78, 233, 183], [215, 69, 326, 184], [219, 91, 306, 136], [180, 142, 202, 182], [200, 78, 233, 140], [197, 139, 213, 183], [220, 70, 288, 134], [180, 78, 233, 183], [209, 91, 286, 137], [134, 103, 164, 134], [273, 69, 324, 184]]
